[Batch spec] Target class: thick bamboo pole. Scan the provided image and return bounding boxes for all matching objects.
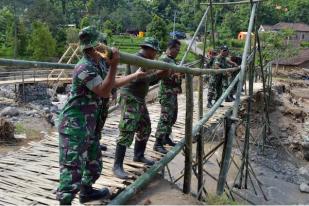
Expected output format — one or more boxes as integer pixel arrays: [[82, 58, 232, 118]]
[[197, 17, 208, 200], [180, 6, 210, 65], [183, 74, 194, 194], [216, 3, 257, 195], [0, 56, 239, 75], [108, 139, 185, 205]]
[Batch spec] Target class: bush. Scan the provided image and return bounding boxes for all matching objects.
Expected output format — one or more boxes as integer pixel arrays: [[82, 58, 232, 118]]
[[300, 41, 309, 48]]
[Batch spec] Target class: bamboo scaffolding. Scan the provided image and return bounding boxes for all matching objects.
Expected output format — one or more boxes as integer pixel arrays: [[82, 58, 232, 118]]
[[216, 2, 257, 195]]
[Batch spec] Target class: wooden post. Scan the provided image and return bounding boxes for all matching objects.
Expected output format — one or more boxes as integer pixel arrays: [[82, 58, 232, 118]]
[[197, 133, 204, 200], [183, 74, 193, 194]]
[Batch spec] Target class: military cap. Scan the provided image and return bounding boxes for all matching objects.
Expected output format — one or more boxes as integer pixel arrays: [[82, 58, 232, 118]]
[[79, 26, 99, 50], [220, 45, 229, 51], [140, 37, 160, 51]]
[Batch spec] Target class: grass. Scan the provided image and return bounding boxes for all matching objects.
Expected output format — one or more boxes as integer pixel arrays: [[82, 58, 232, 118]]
[[205, 194, 239, 205], [15, 123, 26, 134]]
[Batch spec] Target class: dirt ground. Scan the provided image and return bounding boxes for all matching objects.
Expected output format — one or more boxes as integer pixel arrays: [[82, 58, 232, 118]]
[[127, 175, 203, 205]]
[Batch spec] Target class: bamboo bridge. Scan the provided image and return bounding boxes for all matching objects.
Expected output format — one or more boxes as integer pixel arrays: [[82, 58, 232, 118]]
[[0, 0, 274, 205]]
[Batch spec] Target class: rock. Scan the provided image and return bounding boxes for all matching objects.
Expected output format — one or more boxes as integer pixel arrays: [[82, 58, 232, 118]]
[[11, 117, 18, 122], [0, 107, 19, 117], [299, 183, 309, 193], [43, 107, 50, 113], [50, 105, 59, 113], [299, 166, 309, 181]]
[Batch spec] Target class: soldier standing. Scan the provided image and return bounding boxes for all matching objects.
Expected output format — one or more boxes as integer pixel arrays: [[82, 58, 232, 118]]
[[113, 37, 169, 179], [206, 49, 219, 108], [213, 46, 238, 102], [57, 26, 146, 205], [153, 39, 182, 154]]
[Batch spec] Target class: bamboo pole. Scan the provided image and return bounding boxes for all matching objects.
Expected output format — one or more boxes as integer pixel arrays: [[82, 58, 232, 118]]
[[216, 3, 257, 195], [183, 74, 194, 194], [180, 6, 210, 65], [109, 139, 185, 205], [0, 57, 239, 75], [201, 0, 263, 5]]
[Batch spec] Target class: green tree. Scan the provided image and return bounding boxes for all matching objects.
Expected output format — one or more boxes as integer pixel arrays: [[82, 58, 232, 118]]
[[147, 15, 168, 50], [25, 0, 64, 34], [260, 28, 297, 69], [27, 21, 56, 60], [80, 15, 90, 28]]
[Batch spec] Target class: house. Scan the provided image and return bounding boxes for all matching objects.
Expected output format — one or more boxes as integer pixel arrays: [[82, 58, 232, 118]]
[[273, 49, 309, 72], [237, 32, 254, 40], [259, 22, 309, 42]]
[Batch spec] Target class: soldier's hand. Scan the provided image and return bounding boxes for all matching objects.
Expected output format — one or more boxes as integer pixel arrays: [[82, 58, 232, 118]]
[[107, 48, 120, 69], [135, 67, 147, 79]]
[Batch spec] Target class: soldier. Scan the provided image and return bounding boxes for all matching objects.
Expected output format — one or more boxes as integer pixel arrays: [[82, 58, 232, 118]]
[[153, 39, 182, 154], [113, 37, 169, 179], [206, 49, 219, 108], [213, 46, 238, 102], [57, 26, 146, 205]]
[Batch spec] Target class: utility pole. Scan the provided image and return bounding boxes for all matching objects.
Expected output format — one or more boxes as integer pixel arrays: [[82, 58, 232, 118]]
[[173, 10, 177, 39]]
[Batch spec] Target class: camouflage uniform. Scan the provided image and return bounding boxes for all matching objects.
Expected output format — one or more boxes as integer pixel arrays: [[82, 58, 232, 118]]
[[57, 56, 109, 203], [117, 53, 159, 147], [213, 54, 230, 98], [154, 53, 182, 141], [206, 56, 220, 101]]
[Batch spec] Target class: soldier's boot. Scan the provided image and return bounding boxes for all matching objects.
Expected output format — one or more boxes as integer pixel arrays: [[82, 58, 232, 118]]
[[113, 144, 129, 179], [153, 137, 168, 154], [79, 185, 110, 203], [207, 99, 213, 108], [225, 96, 233, 102], [133, 140, 155, 166], [59, 200, 71, 205], [162, 134, 176, 147], [100, 144, 107, 151], [229, 95, 235, 101]]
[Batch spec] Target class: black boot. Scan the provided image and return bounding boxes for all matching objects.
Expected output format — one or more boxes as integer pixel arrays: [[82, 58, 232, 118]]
[[153, 138, 168, 154], [225, 96, 233, 102], [79, 185, 110, 203], [59, 200, 71, 205], [133, 140, 155, 165], [100, 144, 107, 151], [162, 135, 176, 146], [207, 99, 213, 108], [113, 144, 129, 179]]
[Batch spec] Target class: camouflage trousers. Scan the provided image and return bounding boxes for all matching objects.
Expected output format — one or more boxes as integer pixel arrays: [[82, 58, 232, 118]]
[[117, 95, 151, 147], [207, 73, 230, 101], [57, 130, 102, 203], [155, 93, 178, 140]]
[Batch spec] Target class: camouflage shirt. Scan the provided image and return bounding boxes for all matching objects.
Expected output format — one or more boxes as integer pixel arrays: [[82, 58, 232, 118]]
[[58, 55, 109, 136], [213, 55, 230, 69], [158, 53, 182, 98], [120, 52, 159, 102], [205, 56, 216, 68]]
